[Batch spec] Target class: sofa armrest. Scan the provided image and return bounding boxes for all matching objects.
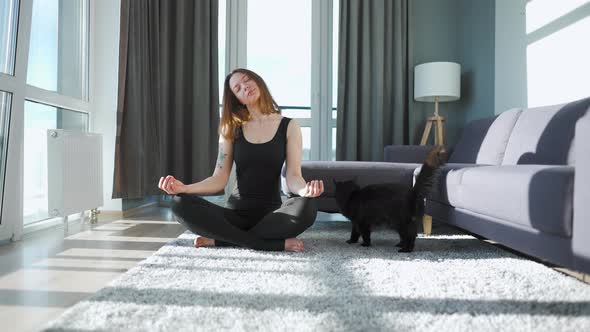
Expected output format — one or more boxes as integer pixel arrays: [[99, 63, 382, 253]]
[[573, 112, 590, 271]]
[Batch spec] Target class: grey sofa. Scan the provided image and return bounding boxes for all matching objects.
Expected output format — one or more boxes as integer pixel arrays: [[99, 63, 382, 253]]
[[391, 97, 590, 274], [283, 96, 590, 274]]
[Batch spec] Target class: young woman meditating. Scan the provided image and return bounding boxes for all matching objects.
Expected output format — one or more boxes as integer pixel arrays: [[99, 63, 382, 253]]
[[158, 68, 324, 252]]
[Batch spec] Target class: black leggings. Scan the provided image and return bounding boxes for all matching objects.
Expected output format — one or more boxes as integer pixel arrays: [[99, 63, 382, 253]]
[[171, 194, 318, 251]]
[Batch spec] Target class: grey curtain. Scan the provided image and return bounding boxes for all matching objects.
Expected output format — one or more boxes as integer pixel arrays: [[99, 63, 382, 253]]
[[336, 0, 409, 161], [113, 0, 219, 198]]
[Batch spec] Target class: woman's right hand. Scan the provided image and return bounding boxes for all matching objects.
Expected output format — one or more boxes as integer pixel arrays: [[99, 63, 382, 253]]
[[158, 175, 186, 195]]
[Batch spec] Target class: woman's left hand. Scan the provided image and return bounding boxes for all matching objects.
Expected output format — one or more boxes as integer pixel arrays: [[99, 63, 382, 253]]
[[301, 180, 324, 198]]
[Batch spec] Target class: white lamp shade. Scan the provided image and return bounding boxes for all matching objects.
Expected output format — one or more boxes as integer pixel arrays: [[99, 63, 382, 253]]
[[414, 62, 461, 102]]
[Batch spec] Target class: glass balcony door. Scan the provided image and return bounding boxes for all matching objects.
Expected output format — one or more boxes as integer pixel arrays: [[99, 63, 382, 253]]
[[0, 0, 20, 241], [0, 91, 12, 239], [247, 0, 313, 158], [225, 0, 338, 161], [0, 0, 91, 241]]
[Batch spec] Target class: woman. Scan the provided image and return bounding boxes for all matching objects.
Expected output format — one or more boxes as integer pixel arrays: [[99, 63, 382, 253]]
[[158, 68, 324, 252]]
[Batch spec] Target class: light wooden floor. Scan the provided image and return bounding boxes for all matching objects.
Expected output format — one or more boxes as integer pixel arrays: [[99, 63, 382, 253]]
[[0, 206, 186, 332]]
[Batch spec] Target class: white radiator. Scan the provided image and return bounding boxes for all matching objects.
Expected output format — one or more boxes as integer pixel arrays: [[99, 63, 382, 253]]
[[47, 129, 104, 218]]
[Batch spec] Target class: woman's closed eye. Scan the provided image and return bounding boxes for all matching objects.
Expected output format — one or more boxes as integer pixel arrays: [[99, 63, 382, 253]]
[[232, 77, 251, 95], [241, 77, 251, 88]]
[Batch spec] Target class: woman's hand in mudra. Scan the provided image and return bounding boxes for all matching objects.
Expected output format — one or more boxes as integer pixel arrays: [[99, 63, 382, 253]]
[[158, 175, 186, 195], [301, 180, 324, 198]]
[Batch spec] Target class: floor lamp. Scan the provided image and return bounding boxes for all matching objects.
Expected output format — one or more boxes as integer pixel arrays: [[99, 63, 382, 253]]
[[414, 62, 460, 236], [414, 62, 461, 146]]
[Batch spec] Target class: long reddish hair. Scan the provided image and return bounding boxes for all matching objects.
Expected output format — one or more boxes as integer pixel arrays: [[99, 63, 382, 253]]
[[219, 68, 281, 141]]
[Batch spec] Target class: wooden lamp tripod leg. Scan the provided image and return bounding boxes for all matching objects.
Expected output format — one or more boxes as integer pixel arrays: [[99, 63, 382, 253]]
[[423, 215, 432, 235], [420, 120, 433, 146], [435, 117, 444, 145]]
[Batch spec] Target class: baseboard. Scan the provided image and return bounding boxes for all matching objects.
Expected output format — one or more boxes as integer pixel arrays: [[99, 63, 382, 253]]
[[22, 211, 89, 236], [98, 210, 124, 219], [122, 201, 160, 218], [554, 267, 590, 284], [99, 202, 160, 219], [23, 217, 68, 235]]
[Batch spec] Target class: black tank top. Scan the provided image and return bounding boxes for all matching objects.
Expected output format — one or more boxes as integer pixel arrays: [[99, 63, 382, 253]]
[[226, 117, 291, 211]]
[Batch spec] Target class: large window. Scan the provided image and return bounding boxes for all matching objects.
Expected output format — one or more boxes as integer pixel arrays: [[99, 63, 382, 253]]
[[0, 0, 19, 75], [0, 0, 19, 235], [247, 0, 312, 109], [526, 0, 588, 33], [0, 91, 11, 224], [247, 0, 313, 159], [234, 0, 337, 160], [526, 0, 590, 107], [219, 0, 226, 108], [23, 101, 88, 225], [22, 0, 91, 226], [331, 0, 338, 160], [0, 0, 92, 239], [27, 0, 89, 100]]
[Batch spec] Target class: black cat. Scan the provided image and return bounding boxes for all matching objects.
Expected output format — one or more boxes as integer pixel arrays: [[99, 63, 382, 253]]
[[333, 146, 447, 252]]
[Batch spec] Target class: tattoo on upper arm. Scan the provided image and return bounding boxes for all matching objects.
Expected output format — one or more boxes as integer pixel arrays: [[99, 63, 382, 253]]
[[216, 147, 227, 169]]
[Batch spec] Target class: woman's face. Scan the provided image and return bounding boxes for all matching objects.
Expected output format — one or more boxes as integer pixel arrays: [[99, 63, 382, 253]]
[[229, 72, 260, 106]]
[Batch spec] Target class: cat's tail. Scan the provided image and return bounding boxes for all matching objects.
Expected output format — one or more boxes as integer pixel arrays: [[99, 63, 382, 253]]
[[410, 145, 447, 202]]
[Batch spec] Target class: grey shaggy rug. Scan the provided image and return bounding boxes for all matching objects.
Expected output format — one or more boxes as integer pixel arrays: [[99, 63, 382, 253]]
[[44, 222, 590, 331]]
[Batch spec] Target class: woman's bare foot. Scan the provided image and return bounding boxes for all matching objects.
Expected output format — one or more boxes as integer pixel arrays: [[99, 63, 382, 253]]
[[194, 236, 215, 248], [284, 238, 304, 252]]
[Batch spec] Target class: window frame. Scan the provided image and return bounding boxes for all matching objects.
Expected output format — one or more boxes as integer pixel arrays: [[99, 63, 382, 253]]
[[0, 0, 94, 241], [225, 0, 336, 161]]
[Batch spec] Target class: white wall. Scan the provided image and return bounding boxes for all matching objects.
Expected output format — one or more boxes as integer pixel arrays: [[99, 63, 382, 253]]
[[91, 0, 122, 211]]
